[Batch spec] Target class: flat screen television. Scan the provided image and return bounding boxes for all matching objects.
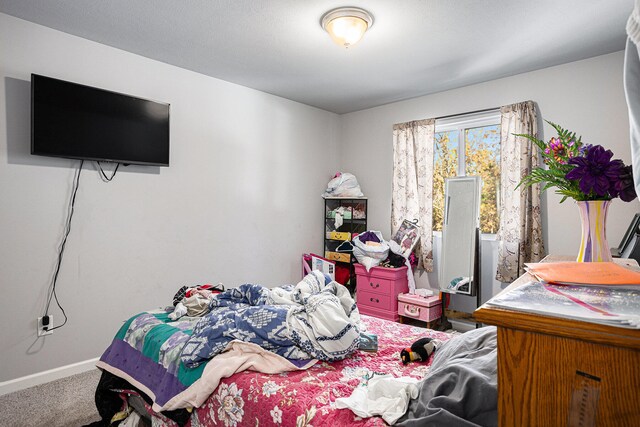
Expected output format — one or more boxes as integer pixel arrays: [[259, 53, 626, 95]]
[[31, 74, 170, 166]]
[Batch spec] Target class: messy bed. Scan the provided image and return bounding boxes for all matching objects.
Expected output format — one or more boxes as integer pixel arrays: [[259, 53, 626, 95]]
[[90, 272, 497, 427]]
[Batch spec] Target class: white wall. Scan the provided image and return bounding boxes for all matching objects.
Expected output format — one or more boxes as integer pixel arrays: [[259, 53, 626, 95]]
[[339, 51, 640, 310], [0, 14, 339, 382]]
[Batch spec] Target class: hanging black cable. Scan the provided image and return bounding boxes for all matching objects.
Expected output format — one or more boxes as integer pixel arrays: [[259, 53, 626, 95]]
[[44, 160, 84, 332], [97, 161, 120, 182]]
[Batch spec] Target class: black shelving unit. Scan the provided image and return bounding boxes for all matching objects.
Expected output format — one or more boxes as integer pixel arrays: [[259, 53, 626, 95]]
[[323, 197, 367, 291]]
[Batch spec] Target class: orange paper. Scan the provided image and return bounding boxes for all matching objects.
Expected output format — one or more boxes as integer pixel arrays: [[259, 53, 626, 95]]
[[525, 262, 640, 286]]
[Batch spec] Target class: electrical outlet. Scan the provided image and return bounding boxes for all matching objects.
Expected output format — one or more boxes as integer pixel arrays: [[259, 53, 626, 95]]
[[37, 316, 53, 336]]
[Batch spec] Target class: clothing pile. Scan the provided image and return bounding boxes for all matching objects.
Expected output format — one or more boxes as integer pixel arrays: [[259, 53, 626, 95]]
[[94, 271, 363, 425], [180, 270, 362, 367], [352, 230, 390, 270], [322, 172, 364, 198], [335, 327, 498, 426], [169, 283, 225, 320], [327, 205, 366, 228], [346, 230, 416, 293]]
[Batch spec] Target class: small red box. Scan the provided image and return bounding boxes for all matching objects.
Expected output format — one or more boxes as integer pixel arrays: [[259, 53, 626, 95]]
[[397, 293, 442, 323]]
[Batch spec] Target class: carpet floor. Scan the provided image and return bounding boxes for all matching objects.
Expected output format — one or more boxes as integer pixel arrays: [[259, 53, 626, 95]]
[[0, 369, 101, 427]]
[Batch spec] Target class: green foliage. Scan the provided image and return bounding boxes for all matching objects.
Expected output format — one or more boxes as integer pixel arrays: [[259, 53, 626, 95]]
[[465, 127, 500, 233], [516, 120, 587, 202], [433, 126, 500, 233], [433, 131, 458, 232]]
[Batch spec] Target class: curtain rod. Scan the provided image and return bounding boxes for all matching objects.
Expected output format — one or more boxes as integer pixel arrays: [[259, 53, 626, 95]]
[[435, 106, 500, 121]]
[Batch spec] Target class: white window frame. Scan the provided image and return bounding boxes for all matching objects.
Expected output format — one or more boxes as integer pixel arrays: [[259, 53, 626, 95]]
[[434, 109, 501, 238]]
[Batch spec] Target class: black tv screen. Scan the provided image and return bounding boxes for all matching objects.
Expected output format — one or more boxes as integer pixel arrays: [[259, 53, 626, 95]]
[[31, 74, 170, 166]]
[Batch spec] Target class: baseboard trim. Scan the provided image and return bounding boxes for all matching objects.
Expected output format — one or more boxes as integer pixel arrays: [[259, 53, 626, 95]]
[[0, 357, 99, 396]]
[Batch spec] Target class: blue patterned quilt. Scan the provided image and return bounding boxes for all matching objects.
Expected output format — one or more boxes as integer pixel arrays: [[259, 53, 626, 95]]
[[96, 309, 316, 412], [181, 273, 361, 368], [180, 284, 311, 368], [97, 272, 361, 411]]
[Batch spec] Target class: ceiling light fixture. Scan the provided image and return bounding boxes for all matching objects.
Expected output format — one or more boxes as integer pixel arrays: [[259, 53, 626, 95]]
[[321, 7, 373, 48]]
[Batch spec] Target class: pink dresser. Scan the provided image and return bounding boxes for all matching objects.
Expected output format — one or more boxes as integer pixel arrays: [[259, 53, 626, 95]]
[[354, 264, 408, 322]]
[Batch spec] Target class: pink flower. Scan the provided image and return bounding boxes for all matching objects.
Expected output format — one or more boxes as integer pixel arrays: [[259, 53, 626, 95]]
[[215, 383, 245, 426], [547, 137, 567, 164]]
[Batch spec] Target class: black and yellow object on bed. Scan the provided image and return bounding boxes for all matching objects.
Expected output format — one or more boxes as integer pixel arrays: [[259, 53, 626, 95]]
[[400, 337, 438, 364]]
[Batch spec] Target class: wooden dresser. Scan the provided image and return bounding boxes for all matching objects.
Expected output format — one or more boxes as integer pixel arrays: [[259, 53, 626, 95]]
[[475, 256, 640, 426]]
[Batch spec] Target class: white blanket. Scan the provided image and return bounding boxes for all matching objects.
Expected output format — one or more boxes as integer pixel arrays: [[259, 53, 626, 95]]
[[270, 270, 362, 361], [335, 375, 420, 425]]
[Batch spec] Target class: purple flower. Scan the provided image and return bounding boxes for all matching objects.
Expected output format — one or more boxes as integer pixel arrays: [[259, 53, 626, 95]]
[[578, 143, 592, 157], [566, 145, 624, 197], [612, 165, 638, 202]]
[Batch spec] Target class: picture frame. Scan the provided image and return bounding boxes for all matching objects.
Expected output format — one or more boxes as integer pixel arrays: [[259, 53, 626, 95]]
[[302, 253, 335, 280], [392, 219, 421, 258]]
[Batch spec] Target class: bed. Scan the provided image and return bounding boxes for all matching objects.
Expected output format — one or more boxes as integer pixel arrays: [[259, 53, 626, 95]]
[[91, 275, 496, 427], [94, 313, 451, 426]]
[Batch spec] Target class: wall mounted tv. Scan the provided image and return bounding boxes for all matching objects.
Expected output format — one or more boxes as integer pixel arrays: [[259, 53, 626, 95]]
[[31, 74, 170, 166]]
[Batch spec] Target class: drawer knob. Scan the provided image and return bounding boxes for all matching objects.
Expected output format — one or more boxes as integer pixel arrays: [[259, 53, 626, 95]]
[[369, 282, 379, 288], [370, 297, 380, 303]]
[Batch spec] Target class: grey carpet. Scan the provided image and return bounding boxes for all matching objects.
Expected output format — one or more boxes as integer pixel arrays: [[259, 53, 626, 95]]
[[0, 369, 102, 427]]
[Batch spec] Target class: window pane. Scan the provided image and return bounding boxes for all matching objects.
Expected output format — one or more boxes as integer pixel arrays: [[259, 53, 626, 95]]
[[465, 125, 501, 233], [433, 130, 459, 231]]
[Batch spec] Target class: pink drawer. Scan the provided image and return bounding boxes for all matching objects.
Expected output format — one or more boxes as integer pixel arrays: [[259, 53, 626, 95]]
[[358, 305, 399, 322], [357, 289, 394, 312], [398, 300, 442, 322], [354, 263, 408, 281], [356, 276, 394, 295]]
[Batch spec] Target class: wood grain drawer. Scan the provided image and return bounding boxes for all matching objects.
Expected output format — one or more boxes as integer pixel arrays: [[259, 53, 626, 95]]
[[357, 289, 394, 312], [356, 276, 394, 295]]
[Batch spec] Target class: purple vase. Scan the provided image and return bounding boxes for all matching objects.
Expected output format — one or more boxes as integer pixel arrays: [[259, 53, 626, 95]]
[[575, 200, 612, 262]]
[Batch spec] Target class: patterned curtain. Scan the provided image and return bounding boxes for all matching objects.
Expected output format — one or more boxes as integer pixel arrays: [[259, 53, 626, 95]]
[[496, 101, 545, 282], [391, 119, 435, 272]]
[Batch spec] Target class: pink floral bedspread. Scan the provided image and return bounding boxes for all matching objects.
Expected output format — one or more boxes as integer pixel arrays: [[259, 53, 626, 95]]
[[143, 315, 451, 427]]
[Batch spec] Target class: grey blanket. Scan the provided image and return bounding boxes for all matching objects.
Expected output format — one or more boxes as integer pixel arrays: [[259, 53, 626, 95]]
[[396, 326, 497, 427]]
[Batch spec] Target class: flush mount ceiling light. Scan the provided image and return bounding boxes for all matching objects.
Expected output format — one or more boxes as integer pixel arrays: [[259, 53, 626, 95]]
[[321, 7, 374, 48]]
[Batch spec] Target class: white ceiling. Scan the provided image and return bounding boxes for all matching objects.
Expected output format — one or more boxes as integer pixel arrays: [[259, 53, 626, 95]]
[[0, 0, 634, 114]]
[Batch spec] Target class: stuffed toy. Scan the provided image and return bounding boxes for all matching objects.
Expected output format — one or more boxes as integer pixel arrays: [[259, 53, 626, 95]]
[[401, 337, 439, 364]]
